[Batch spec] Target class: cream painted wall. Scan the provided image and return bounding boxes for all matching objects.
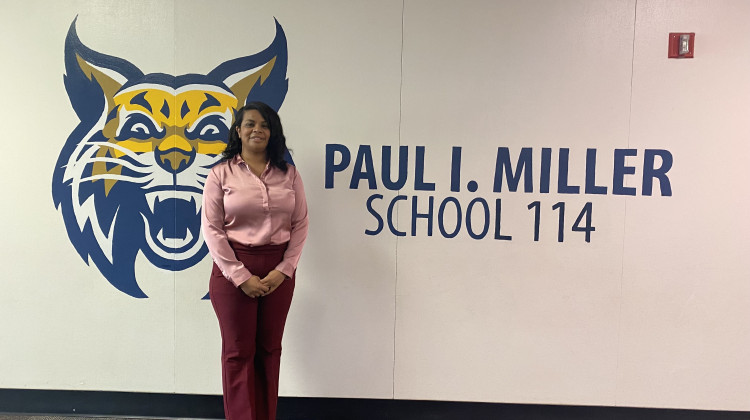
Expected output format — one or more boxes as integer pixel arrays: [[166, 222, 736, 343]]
[[0, 0, 748, 412], [619, 0, 750, 410], [394, 0, 634, 405]]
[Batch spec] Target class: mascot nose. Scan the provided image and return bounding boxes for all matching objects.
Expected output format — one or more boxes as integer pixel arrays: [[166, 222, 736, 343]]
[[156, 135, 196, 173], [159, 135, 192, 152]]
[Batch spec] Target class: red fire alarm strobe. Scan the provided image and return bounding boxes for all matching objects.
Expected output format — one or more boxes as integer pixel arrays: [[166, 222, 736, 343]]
[[668, 33, 695, 58]]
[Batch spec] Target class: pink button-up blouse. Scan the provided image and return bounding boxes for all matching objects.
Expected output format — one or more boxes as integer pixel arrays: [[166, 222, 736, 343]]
[[201, 155, 309, 286]]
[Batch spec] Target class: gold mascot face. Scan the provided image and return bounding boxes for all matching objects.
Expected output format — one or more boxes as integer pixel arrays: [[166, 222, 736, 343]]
[[53, 19, 288, 298]]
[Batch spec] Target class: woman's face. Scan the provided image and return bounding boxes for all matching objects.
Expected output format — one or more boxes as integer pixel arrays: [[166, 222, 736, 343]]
[[236, 109, 270, 155]]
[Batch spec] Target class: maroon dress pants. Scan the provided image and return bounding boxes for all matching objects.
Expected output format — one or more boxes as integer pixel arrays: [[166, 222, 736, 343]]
[[209, 242, 295, 420]]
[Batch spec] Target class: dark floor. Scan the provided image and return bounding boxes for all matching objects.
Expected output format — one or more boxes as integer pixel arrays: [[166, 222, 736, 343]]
[[0, 417, 205, 420], [0, 417, 129, 420]]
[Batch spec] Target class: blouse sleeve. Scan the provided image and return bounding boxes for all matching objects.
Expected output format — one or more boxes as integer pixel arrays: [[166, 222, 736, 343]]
[[201, 166, 253, 287], [275, 166, 309, 278]]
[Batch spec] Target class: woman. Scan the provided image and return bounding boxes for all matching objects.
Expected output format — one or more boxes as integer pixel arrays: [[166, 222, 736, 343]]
[[201, 102, 308, 420]]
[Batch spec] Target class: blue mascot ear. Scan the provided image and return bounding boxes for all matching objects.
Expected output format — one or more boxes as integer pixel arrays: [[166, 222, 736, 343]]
[[64, 16, 144, 121], [208, 19, 288, 111]]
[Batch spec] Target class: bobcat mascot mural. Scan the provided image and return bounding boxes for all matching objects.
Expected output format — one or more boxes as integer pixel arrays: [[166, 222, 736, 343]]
[[52, 18, 289, 298]]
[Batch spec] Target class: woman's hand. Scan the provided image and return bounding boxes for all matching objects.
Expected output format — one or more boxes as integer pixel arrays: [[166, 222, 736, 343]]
[[239, 276, 270, 298], [260, 270, 287, 295]]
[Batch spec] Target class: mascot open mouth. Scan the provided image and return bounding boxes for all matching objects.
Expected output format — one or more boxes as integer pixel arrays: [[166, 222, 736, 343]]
[[142, 189, 204, 259]]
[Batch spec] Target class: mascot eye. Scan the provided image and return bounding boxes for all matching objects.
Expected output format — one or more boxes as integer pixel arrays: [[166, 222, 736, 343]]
[[187, 115, 229, 142], [118, 114, 163, 141], [200, 125, 219, 136], [132, 123, 150, 135]]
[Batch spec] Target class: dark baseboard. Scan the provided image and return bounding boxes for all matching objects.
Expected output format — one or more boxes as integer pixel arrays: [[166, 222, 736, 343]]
[[0, 389, 748, 419], [0, 388, 222, 418]]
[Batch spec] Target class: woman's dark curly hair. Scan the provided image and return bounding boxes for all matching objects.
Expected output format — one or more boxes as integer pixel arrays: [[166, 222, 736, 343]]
[[221, 102, 289, 173]]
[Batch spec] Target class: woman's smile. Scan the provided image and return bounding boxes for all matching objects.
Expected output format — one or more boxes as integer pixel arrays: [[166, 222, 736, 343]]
[[237, 109, 270, 153]]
